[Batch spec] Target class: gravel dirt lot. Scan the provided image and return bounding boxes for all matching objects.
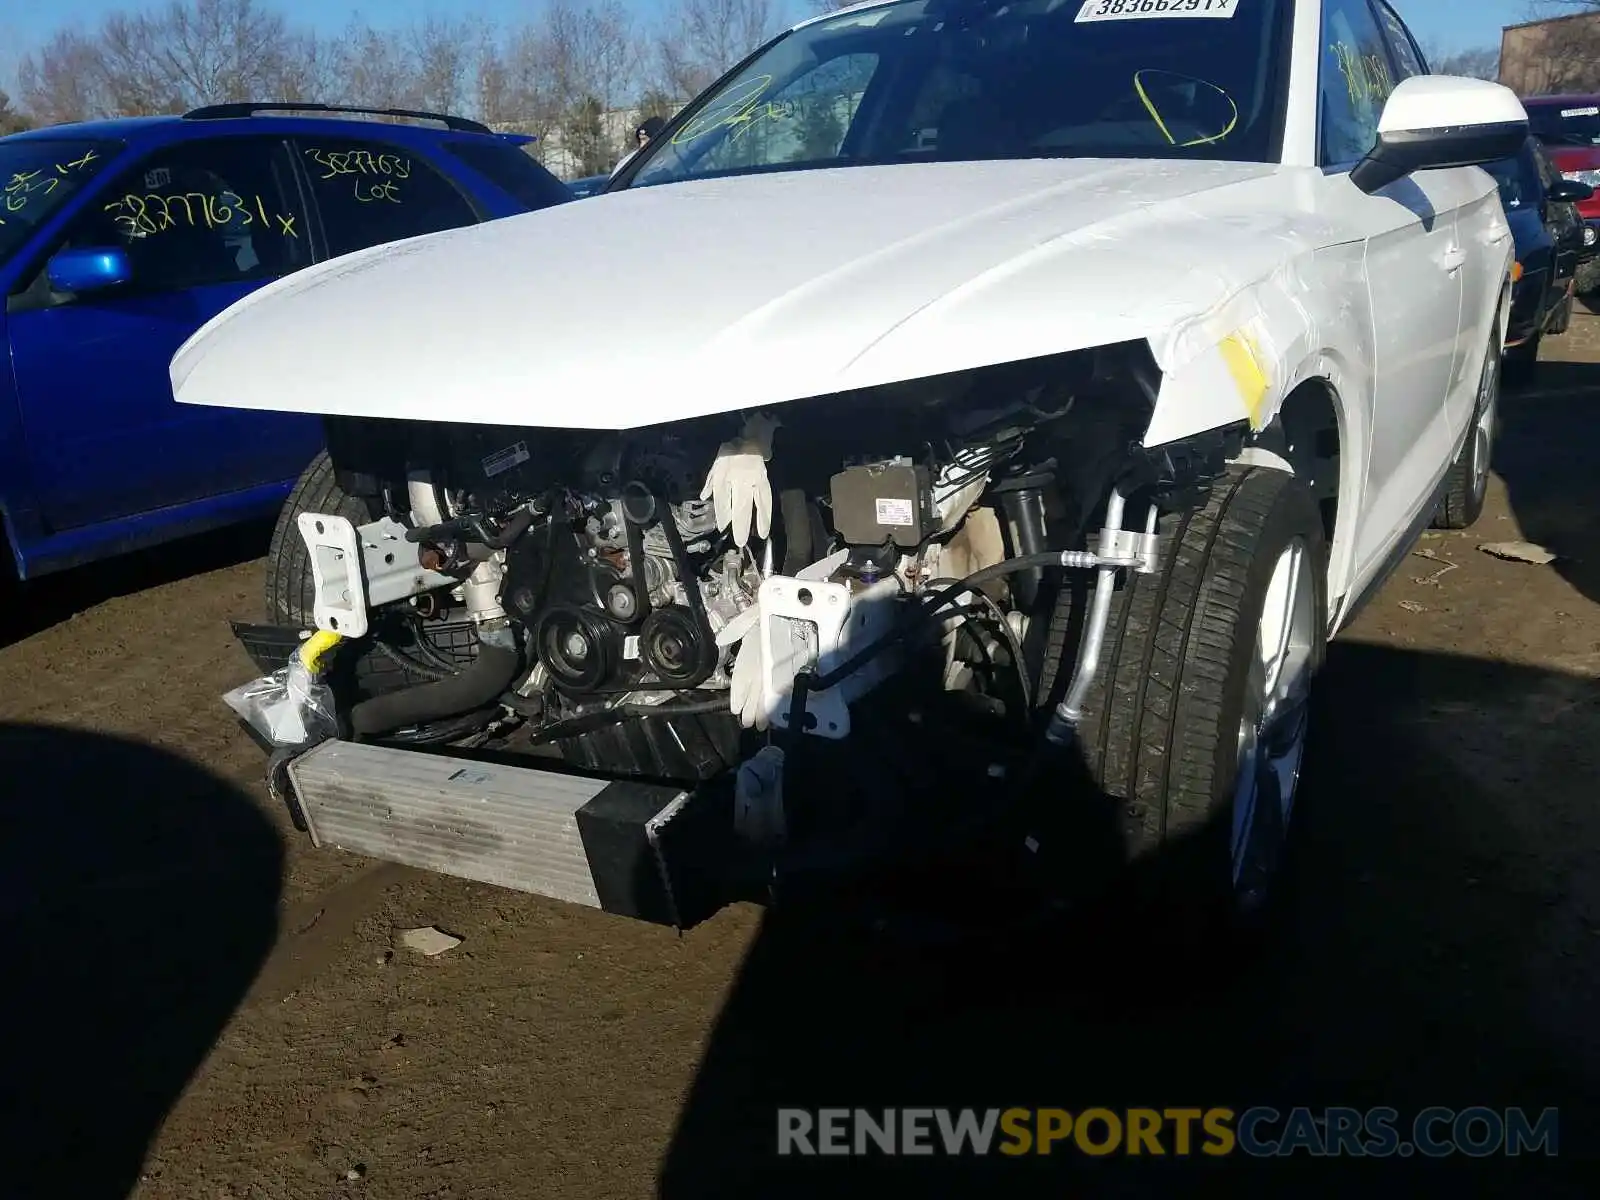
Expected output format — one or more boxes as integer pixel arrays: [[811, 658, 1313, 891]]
[[5, 319, 1599, 1197]]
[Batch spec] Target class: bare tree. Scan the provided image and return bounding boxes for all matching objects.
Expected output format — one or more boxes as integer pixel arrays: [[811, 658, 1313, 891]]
[[277, 30, 340, 104], [155, 0, 296, 105], [475, 20, 565, 148], [532, 0, 646, 168], [0, 88, 31, 134], [541, 0, 643, 113], [657, 0, 779, 99], [409, 14, 483, 114], [15, 0, 311, 122], [1422, 43, 1500, 81], [100, 10, 186, 114], [17, 30, 114, 125], [327, 16, 423, 111]]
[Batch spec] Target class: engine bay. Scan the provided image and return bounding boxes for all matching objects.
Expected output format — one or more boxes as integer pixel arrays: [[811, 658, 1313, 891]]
[[273, 345, 1244, 858]]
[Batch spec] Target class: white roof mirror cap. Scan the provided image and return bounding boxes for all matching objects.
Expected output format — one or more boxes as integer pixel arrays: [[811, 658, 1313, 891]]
[[1377, 74, 1529, 137]]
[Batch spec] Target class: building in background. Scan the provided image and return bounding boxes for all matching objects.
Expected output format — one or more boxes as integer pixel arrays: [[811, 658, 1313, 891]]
[[1500, 11, 1600, 95]]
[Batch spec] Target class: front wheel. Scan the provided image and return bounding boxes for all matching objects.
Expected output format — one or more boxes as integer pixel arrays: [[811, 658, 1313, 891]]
[[1037, 465, 1328, 942], [1434, 332, 1501, 530]]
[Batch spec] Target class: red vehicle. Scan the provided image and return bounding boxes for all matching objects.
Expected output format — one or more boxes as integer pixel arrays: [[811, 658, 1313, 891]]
[[1522, 94, 1600, 289]]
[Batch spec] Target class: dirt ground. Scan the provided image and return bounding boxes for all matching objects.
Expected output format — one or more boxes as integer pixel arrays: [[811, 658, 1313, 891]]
[[4, 319, 1599, 1197]]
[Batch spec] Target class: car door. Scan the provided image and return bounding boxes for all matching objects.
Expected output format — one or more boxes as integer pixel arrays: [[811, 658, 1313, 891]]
[[1319, 0, 1465, 573], [1531, 138, 1583, 299], [1370, 0, 1505, 428], [5, 135, 319, 531]]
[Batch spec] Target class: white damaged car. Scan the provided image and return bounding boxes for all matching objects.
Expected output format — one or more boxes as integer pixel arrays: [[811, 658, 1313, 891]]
[[175, 0, 1526, 943]]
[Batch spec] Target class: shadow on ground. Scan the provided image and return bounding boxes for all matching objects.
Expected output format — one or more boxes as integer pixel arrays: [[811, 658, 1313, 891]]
[[654, 360, 1600, 1195], [657, 639, 1599, 1196], [2, 517, 276, 650], [1498, 356, 1600, 605], [0, 724, 284, 1196]]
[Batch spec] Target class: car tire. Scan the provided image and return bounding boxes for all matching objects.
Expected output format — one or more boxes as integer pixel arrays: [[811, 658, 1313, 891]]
[[1034, 465, 1327, 947], [1576, 258, 1600, 296], [266, 450, 375, 628], [1434, 333, 1502, 530]]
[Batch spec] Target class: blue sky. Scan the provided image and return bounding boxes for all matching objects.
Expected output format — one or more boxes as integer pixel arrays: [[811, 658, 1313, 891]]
[[0, 0, 1553, 98]]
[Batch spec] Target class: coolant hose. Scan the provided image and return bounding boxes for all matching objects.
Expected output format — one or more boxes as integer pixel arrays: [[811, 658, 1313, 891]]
[[348, 625, 521, 739]]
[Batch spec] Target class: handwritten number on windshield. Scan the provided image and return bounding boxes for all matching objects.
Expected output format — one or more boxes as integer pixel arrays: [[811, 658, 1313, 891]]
[[5, 171, 59, 212], [1, 152, 105, 223], [670, 75, 788, 145]]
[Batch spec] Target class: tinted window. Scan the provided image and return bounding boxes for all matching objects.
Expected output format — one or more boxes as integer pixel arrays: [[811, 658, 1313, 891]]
[[1483, 143, 1541, 210], [1526, 102, 1600, 147], [624, 0, 1293, 187], [1319, 0, 1397, 165], [440, 140, 572, 210], [1530, 139, 1562, 188], [63, 137, 308, 292], [299, 138, 480, 257], [0, 138, 119, 267]]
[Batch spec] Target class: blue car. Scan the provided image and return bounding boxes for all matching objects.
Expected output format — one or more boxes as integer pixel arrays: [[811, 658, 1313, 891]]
[[0, 102, 571, 586], [566, 174, 610, 197]]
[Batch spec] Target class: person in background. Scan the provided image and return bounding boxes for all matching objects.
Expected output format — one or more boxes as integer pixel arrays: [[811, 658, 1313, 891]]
[[635, 116, 666, 149]]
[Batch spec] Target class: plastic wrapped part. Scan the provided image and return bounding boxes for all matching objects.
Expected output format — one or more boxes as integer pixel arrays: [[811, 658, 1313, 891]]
[[223, 656, 339, 748]]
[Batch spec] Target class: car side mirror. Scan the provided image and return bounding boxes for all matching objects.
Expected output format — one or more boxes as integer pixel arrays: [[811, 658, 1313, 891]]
[[46, 246, 133, 295], [1547, 177, 1594, 203], [1351, 76, 1529, 196]]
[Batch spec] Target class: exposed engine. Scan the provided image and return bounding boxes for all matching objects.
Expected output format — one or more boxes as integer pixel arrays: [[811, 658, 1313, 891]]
[[294, 344, 1231, 806]]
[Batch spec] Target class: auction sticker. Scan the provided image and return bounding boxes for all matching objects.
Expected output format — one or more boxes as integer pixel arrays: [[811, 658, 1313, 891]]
[[1561, 106, 1600, 118], [1076, 0, 1237, 20]]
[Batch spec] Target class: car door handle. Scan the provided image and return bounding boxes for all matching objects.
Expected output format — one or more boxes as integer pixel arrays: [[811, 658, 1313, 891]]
[[1438, 245, 1466, 273]]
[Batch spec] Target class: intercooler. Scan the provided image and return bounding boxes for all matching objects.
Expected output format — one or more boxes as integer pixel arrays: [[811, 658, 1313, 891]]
[[285, 738, 731, 927]]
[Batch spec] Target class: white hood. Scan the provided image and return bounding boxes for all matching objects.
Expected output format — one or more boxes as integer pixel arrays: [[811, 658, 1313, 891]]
[[170, 157, 1309, 431]]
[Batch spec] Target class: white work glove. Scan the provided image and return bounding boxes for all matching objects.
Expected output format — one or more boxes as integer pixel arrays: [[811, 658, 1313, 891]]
[[730, 632, 769, 731], [700, 412, 779, 548], [718, 603, 768, 730]]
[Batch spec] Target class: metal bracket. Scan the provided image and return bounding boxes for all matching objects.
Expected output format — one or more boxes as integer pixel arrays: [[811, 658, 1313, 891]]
[[297, 512, 458, 637], [643, 791, 692, 935], [758, 575, 903, 739], [1045, 493, 1162, 743]]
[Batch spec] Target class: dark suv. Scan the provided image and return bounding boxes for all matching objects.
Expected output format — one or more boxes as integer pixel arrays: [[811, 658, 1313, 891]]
[[1, 103, 571, 587], [1522, 94, 1600, 289]]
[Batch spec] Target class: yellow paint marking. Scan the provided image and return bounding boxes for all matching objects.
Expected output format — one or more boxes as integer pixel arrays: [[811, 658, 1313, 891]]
[[1218, 333, 1270, 427]]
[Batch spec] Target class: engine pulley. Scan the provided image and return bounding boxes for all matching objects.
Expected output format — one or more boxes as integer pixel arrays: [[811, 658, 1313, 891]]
[[534, 604, 618, 692], [639, 606, 716, 688]]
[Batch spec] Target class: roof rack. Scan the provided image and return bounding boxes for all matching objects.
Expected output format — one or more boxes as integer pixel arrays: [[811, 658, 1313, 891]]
[[181, 102, 492, 135]]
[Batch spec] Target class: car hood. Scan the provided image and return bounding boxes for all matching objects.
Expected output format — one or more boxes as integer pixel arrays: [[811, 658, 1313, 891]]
[[171, 157, 1313, 430]]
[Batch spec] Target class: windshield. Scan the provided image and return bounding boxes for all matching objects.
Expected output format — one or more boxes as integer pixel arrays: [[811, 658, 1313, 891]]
[[0, 138, 120, 265], [1527, 102, 1600, 148], [622, 0, 1290, 188], [1483, 144, 1540, 211]]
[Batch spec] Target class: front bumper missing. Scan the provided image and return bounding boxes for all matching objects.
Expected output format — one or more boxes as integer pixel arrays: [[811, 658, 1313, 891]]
[[285, 738, 733, 928], [298, 513, 457, 638]]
